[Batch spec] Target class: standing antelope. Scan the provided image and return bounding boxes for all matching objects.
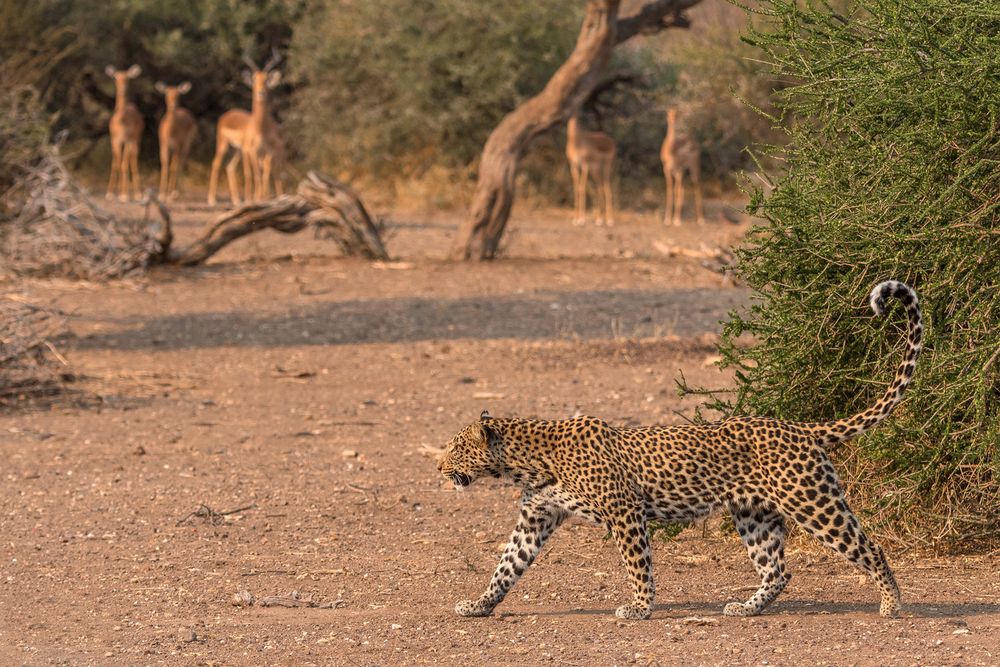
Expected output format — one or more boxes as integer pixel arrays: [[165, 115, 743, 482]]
[[566, 114, 616, 226], [207, 50, 284, 206], [105, 65, 143, 202], [155, 81, 197, 200], [661, 107, 704, 226]]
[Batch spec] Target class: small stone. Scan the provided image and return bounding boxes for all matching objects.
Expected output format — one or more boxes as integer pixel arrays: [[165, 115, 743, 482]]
[[341, 449, 359, 458]]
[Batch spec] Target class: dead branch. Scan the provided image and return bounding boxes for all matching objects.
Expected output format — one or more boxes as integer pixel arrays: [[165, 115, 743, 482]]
[[163, 171, 388, 265], [257, 590, 343, 609], [168, 197, 310, 266], [3, 143, 386, 276], [299, 172, 389, 260]]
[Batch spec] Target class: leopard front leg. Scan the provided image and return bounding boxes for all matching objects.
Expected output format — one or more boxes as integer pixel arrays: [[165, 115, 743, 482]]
[[724, 506, 790, 617], [608, 509, 654, 620], [455, 497, 565, 618]]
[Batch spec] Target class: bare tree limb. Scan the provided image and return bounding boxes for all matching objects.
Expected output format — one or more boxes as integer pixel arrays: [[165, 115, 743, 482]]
[[615, 0, 700, 43]]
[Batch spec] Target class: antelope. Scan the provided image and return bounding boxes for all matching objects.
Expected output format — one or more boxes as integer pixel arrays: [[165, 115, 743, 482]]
[[207, 50, 284, 206], [105, 65, 143, 202], [566, 114, 616, 226], [661, 107, 704, 226], [155, 81, 197, 200]]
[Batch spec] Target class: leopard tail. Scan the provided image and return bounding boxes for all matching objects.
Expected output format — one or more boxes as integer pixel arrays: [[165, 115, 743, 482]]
[[815, 280, 922, 446]]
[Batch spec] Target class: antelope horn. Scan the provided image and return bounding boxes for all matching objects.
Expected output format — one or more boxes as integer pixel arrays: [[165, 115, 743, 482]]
[[262, 47, 282, 73], [241, 51, 259, 72]]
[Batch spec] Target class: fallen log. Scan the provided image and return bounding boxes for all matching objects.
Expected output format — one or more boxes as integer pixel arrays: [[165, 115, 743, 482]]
[[161, 171, 389, 265]]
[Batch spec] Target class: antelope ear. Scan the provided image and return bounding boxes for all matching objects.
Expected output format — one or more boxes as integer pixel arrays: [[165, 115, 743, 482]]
[[105, 65, 117, 78], [177, 81, 192, 94], [126, 64, 142, 79], [154, 81, 167, 94], [266, 70, 282, 89], [242, 69, 254, 87]]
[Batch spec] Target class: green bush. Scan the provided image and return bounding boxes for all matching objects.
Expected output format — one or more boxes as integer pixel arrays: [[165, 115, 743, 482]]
[[708, 0, 1000, 549]]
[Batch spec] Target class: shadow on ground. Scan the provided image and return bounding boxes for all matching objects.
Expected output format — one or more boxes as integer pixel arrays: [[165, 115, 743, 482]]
[[69, 288, 749, 351], [498, 599, 1000, 619]]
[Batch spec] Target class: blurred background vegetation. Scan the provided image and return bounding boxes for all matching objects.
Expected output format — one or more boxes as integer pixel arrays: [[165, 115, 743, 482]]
[[0, 0, 780, 208]]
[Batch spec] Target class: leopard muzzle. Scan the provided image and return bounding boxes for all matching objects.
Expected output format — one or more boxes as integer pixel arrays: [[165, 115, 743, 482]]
[[450, 472, 472, 488]]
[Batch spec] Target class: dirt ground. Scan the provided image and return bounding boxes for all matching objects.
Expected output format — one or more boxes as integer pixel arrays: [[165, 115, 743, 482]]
[[2, 194, 998, 666]]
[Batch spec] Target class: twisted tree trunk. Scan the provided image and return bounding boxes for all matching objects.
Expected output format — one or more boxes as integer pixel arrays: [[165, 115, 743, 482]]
[[450, 0, 700, 260]]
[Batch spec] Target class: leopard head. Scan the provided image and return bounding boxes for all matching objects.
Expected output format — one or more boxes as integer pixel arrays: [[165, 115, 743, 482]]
[[438, 411, 501, 489]]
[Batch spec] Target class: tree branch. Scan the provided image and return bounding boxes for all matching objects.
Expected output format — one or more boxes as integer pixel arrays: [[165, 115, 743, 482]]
[[615, 0, 700, 43]]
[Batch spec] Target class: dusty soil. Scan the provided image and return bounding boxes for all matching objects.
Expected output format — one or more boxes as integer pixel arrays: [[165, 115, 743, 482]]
[[2, 196, 998, 666]]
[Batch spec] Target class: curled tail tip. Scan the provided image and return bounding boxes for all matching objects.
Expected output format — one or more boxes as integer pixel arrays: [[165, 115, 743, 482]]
[[869, 279, 917, 316]]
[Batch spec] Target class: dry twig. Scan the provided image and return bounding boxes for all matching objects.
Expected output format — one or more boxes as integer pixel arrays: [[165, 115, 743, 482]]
[[176, 503, 257, 527]]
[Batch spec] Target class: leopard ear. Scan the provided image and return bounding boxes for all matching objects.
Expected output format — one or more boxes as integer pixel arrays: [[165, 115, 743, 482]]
[[479, 421, 501, 451], [480, 409, 492, 420]]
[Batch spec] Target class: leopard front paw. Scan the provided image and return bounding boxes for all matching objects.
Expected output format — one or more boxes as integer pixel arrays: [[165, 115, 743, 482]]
[[455, 598, 494, 617], [614, 603, 651, 620], [723, 601, 755, 617], [879, 599, 901, 618]]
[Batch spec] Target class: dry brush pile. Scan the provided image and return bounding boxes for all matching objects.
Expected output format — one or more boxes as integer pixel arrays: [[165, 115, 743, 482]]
[[1, 84, 162, 280]]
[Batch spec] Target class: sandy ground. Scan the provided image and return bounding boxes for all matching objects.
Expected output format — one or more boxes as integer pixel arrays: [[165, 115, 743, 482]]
[[1, 195, 998, 666]]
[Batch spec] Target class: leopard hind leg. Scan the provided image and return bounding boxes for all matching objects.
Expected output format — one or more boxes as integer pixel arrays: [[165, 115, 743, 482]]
[[724, 504, 790, 617], [779, 452, 901, 617]]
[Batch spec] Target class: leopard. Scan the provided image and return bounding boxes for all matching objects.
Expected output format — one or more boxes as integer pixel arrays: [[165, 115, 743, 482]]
[[437, 280, 922, 621]]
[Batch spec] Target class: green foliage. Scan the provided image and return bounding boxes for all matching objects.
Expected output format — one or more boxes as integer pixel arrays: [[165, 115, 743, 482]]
[[288, 0, 582, 179], [712, 0, 1000, 548], [649, 521, 686, 542]]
